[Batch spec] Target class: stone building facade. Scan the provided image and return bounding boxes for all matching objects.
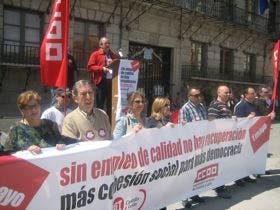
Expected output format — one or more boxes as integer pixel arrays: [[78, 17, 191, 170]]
[[0, 0, 279, 116]]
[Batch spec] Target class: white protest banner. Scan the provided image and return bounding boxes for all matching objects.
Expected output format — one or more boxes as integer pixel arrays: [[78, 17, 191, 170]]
[[116, 59, 140, 120], [0, 116, 271, 210]]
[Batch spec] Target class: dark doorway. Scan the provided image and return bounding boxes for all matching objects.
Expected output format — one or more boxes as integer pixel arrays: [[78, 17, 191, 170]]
[[128, 42, 171, 114]]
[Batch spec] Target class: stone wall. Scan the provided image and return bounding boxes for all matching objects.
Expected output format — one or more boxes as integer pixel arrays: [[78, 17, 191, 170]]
[[0, 66, 90, 117]]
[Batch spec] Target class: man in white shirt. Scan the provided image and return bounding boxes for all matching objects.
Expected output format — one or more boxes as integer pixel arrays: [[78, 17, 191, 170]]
[[41, 88, 72, 133]]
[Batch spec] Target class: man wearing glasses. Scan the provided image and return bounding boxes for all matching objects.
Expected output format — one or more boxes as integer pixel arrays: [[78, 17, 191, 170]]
[[41, 88, 72, 133], [179, 87, 207, 208], [179, 87, 207, 123]]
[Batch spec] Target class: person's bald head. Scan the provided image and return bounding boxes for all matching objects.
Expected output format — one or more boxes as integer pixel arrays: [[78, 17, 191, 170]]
[[217, 85, 230, 103]]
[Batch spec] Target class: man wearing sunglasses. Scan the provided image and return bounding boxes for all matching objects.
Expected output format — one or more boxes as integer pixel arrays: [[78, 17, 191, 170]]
[[180, 87, 207, 208], [41, 88, 72, 133], [180, 87, 207, 123]]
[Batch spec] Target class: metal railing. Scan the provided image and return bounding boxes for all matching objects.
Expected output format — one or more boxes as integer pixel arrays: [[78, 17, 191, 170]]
[[154, 0, 269, 33], [0, 43, 91, 69], [181, 64, 268, 84], [72, 50, 91, 70], [0, 43, 40, 66]]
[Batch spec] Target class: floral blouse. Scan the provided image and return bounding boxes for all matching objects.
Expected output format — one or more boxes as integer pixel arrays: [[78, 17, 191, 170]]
[[4, 119, 63, 152]]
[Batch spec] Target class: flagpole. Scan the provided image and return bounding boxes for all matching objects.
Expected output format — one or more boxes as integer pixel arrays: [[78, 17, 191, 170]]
[[273, 50, 280, 111], [64, 88, 67, 116]]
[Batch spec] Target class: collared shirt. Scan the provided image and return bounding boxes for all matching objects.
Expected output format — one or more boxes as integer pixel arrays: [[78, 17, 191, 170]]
[[180, 100, 207, 122], [208, 100, 232, 119], [77, 107, 95, 124]]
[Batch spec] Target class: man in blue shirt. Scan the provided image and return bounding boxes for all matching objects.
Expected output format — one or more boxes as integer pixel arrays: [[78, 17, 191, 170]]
[[234, 87, 258, 118], [234, 87, 275, 186]]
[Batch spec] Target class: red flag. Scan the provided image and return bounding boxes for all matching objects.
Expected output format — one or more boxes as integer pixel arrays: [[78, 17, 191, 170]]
[[272, 40, 280, 110], [40, 0, 69, 88]]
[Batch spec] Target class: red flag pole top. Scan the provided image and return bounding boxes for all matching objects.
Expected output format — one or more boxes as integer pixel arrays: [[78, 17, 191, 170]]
[[40, 0, 69, 88], [272, 40, 280, 111]]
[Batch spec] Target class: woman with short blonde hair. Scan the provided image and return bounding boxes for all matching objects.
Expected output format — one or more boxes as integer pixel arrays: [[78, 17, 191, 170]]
[[147, 97, 173, 128], [4, 90, 68, 154]]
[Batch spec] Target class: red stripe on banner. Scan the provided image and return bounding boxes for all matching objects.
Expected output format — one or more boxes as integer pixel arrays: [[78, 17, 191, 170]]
[[0, 155, 49, 210], [272, 40, 280, 111], [40, 0, 69, 88]]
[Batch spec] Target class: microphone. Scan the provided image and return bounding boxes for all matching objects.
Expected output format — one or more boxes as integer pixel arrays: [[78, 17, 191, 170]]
[[110, 48, 123, 58], [118, 48, 123, 57]]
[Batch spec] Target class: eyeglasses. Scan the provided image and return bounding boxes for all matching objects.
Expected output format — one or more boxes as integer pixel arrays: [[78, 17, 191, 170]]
[[133, 100, 144, 104]]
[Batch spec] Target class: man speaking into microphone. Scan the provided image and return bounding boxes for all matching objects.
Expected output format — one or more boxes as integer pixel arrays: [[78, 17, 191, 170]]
[[87, 37, 120, 118]]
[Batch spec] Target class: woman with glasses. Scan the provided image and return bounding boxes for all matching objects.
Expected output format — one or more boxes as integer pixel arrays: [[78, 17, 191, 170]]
[[147, 96, 173, 128], [113, 91, 147, 139], [4, 90, 69, 154]]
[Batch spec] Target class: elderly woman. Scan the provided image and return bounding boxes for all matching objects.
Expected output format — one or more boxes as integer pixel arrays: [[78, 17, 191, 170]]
[[4, 90, 67, 154], [113, 91, 147, 139], [147, 96, 173, 128]]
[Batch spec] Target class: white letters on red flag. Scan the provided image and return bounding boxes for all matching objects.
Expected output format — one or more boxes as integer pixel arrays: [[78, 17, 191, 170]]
[[272, 40, 280, 103], [40, 0, 69, 88]]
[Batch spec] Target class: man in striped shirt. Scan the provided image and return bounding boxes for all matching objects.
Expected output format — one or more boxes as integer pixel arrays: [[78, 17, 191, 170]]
[[208, 85, 232, 120], [207, 85, 232, 199], [180, 87, 207, 123], [180, 87, 207, 208]]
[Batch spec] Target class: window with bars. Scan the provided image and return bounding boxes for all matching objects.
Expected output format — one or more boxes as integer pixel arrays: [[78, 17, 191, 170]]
[[243, 53, 256, 81], [190, 41, 208, 76], [73, 19, 104, 69], [3, 7, 41, 63], [220, 47, 234, 77]]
